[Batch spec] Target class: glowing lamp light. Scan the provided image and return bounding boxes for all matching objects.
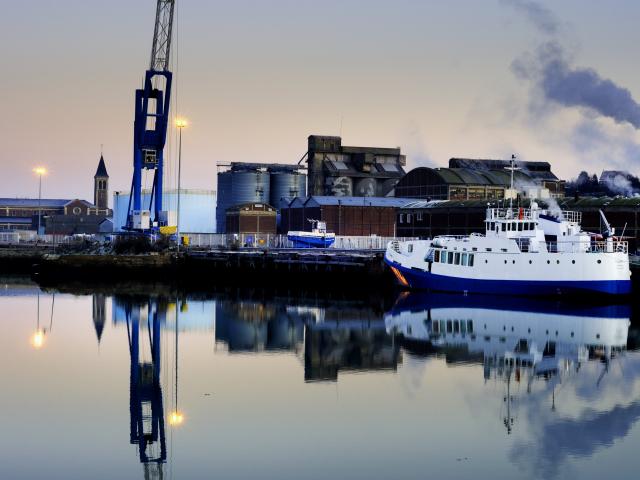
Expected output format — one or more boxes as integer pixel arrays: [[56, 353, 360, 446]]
[[168, 410, 184, 426], [30, 329, 45, 349], [175, 118, 188, 129], [33, 167, 47, 176]]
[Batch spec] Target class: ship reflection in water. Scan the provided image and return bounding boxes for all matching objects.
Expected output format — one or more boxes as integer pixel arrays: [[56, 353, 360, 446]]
[[385, 292, 640, 478], [3, 280, 640, 479]]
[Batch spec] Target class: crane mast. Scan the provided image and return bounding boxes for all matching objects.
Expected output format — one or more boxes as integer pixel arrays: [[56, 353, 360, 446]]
[[126, 0, 175, 231]]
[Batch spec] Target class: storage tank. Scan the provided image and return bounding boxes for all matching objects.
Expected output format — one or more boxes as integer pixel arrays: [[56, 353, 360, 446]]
[[269, 171, 306, 208], [112, 189, 216, 233], [216, 169, 271, 233]]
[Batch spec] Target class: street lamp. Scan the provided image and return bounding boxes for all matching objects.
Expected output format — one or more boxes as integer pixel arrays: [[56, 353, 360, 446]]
[[32, 167, 47, 235], [175, 118, 188, 251]]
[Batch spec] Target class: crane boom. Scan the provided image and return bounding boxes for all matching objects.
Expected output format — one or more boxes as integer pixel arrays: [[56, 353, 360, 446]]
[[150, 0, 175, 71], [126, 0, 175, 231]]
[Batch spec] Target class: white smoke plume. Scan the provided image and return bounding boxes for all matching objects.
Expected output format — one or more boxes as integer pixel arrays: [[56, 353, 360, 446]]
[[504, 1, 640, 132]]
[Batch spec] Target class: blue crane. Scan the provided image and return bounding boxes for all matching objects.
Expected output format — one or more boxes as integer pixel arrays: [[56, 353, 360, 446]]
[[126, 0, 175, 231]]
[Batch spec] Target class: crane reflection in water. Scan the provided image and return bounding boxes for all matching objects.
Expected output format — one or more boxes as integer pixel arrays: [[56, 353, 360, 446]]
[[113, 295, 184, 480]]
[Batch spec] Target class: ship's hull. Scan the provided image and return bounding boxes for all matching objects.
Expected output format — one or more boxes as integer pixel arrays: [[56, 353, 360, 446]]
[[287, 234, 335, 248], [385, 258, 632, 296]]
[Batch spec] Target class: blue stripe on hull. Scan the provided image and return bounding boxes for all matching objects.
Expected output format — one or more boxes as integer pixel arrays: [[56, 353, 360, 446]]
[[385, 259, 631, 296], [288, 236, 335, 248]]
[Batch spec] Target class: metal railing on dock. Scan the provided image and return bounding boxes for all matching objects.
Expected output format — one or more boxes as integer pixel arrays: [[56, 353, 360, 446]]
[[184, 233, 418, 251]]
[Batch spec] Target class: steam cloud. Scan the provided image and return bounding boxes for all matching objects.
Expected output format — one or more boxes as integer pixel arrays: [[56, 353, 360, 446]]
[[504, 0, 640, 130]]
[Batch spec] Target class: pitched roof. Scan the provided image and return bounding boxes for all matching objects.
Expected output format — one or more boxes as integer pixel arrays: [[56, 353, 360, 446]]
[[301, 196, 415, 208], [95, 155, 108, 178], [0, 198, 71, 208]]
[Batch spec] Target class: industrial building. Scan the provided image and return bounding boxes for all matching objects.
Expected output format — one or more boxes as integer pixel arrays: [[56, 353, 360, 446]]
[[113, 189, 216, 233], [393, 158, 564, 201], [225, 203, 277, 235], [306, 135, 406, 197], [280, 196, 413, 236], [395, 197, 640, 251], [216, 162, 306, 233]]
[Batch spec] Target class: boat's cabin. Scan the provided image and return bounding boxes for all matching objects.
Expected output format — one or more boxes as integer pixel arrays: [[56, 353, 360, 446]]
[[485, 205, 582, 239]]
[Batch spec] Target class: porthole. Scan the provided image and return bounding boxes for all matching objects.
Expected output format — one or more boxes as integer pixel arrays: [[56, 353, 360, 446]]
[[572, 260, 575, 264], [529, 260, 532, 264], [485, 260, 488, 264], [545, 330, 549, 335], [527, 328, 531, 333], [556, 260, 560, 264], [597, 260, 602, 264], [503, 326, 506, 331], [547, 260, 550, 264], [511, 326, 514, 332], [504, 260, 507, 264], [555, 330, 558, 336], [512, 260, 515, 264], [570, 332, 574, 337], [596, 333, 600, 339]]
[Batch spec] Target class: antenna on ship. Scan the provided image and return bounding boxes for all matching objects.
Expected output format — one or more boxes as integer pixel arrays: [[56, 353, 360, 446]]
[[506, 154, 519, 210]]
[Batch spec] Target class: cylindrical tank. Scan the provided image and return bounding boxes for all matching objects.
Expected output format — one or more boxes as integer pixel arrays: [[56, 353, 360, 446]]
[[112, 189, 216, 233], [216, 170, 270, 233], [269, 171, 307, 208], [215, 172, 232, 233]]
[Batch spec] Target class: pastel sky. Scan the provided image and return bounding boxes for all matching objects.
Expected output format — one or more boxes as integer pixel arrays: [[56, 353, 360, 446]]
[[1, 0, 640, 204]]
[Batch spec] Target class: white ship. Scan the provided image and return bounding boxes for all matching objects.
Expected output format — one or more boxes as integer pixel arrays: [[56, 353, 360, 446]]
[[385, 201, 631, 296]]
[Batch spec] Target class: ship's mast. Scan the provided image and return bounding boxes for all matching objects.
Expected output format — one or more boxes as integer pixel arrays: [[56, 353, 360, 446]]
[[506, 154, 519, 210]]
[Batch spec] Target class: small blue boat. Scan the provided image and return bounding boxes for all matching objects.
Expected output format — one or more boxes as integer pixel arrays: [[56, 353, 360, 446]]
[[287, 220, 336, 248]]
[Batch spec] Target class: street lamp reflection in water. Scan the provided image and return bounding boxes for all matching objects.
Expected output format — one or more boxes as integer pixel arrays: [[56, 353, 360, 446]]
[[30, 329, 45, 349], [168, 410, 184, 426]]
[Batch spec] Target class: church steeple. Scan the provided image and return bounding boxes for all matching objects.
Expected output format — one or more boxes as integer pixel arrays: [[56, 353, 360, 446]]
[[94, 154, 109, 209]]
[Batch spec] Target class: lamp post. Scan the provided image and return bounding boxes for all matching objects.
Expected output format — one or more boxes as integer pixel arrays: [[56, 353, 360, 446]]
[[32, 167, 47, 236], [175, 118, 188, 252]]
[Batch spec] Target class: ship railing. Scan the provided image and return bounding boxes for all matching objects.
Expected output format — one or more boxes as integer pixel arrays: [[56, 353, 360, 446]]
[[486, 208, 535, 220], [539, 210, 582, 223], [544, 240, 628, 254]]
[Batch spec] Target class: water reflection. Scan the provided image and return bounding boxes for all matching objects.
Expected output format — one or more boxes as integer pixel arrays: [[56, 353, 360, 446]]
[[123, 297, 167, 475], [5, 277, 640, 480], [385, 292, 640, 477], [214, 297, 401, 381]]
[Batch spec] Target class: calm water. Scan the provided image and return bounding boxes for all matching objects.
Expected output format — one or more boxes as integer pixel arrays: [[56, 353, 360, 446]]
[[2, 278, 640, 480]]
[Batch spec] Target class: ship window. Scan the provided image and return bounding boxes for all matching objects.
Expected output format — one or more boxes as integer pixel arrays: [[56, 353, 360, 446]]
[[399, 214, 403, 224], [467, 321, 473, 333], [461, 252, 468, 266], [448, 253, 453, 264], [469, 254, 474, 267], [433, 322, 439, 333], [472, 247, 478, 251], [597, 259, 602, 264], [446, 320, 452, 333], [460, 321, 467, 333], [501, 223, 506, 232], [441, 252, 447, 263], [408, 244, 413, 253], [572, 260, 575, 264], [434, 250, 440, 262], [454, 252, 461, 264], [486, 248, 492, 252]]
